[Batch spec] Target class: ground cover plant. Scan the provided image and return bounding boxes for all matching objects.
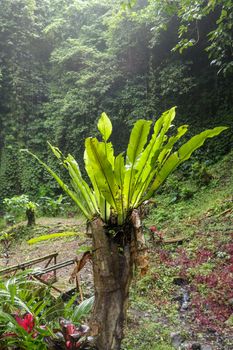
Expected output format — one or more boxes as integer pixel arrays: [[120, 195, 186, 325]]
[[0, 271, 94, 349], [23, 107, 227, 350]]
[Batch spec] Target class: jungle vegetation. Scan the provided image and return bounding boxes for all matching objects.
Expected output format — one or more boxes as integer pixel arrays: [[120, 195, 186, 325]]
[[0, 0, 232, 203]]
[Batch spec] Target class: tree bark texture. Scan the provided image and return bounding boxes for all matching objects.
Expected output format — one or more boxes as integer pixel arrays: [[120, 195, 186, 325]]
[[89, 210, 148, 350], [26, 208, 36, 226]]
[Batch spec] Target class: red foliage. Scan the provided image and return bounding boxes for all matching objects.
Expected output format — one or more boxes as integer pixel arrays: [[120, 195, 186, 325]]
[[149, 225, 158, 232], [15, 313, 35, 333], [156, 237, 233, 333], [59, 319, 89, 349]]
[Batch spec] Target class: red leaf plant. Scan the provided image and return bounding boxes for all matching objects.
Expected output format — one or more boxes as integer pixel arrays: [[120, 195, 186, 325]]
[[149, 226, 164, 242], [58, 318, 90, 349], [15, 313, 35, 333]]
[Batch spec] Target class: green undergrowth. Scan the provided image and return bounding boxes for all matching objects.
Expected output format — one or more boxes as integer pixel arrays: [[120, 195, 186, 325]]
[[146, 151, 233, 234]]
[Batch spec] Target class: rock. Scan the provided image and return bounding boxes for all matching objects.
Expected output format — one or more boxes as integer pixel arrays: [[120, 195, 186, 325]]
[[180, 342, 192, 349], [181, 342, 201, 350], [180, 301, 189, 311], [201, 345, 213, 350], [170, 332, 185, 348], [173, 277, 188, 286]]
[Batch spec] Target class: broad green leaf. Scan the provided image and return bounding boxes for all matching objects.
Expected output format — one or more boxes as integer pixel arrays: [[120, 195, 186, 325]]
[[27, 231, 79, 244], [84, 149, 101, 200], [64, 154, 99, 214], [130, 107, 176, 207], [97, 140, 115, 220], [21, 150, 94, 219], [157, 124, 189, 165], [115, 153, 125, 190], [178, 126, 227, 161], [126, 119, 152, 164], [85, 137, 118, 211], [84, 148, 111, 221], [98, 141, 115, 168], [123, 119, 152, 210], [114, 153, 125, 223], [97, 112, 112, 142], [73, 296, 94, 322], [144, 126, 228, 200], [133, 123, 188, 207]]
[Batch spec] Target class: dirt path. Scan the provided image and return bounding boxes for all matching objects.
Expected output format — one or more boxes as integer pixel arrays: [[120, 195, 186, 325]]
[[0, 217, 94, 295]]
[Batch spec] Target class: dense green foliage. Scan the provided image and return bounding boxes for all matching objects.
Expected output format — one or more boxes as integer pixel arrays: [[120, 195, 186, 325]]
[[3, 194, 37, 225], [0, 0, 232, 204], [27, 109, 226, 225], [0, 271, 94, 349]]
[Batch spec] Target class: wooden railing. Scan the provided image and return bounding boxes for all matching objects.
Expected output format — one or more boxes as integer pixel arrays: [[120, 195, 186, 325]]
[[0, 252, 58, 278], [0, 253, 82, 296]]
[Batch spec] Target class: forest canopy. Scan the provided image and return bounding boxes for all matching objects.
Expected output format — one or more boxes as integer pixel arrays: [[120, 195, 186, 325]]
[[0, 0, 232, 203]]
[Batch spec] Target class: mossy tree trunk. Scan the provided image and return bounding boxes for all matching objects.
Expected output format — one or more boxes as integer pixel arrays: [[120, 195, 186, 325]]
[[90, 210, 148, 350], [26, 208, 36, 226]]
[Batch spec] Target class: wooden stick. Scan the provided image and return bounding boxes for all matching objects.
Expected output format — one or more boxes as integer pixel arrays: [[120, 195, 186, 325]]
[[32, 275, 62, 293]]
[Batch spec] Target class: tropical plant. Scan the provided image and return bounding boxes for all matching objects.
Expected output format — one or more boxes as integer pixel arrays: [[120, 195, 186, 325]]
[[38, 195, 71, 217], [3, 195, 38, 226], [0, 272, 52, 349], [0, 272, 94, 349], [0, 230, 15, 266], [24, 107, 227, 350]]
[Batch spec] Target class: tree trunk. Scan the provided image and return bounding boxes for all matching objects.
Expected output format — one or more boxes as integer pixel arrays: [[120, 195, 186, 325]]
[[26, 208, 36, 226], [89, 210, 148, 350]]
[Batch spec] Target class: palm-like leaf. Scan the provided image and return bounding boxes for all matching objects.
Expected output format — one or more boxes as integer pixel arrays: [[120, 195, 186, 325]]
[[85, 137, 118, 210], [143, 126, 227, 201], [123, 119, 152, 212], [24, 107, 227, 226]]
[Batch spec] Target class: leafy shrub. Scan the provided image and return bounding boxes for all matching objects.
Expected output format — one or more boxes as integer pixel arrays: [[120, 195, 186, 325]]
[[38, 195, 71, 217], [3, 195, 38, 225], [0, 271, 94, 349], [191, 161, 213, 186], [180, 186, 195, 200]]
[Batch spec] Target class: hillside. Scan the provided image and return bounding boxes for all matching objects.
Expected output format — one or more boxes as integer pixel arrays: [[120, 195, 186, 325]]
[[123, 151, 233, 349]]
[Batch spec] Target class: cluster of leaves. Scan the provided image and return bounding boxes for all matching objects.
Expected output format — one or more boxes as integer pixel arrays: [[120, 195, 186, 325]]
[[38, 195, 71, 217], [24, 108, 226, 225], [3, 195, 37, 225], [0, 271, 94, 349]]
